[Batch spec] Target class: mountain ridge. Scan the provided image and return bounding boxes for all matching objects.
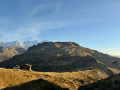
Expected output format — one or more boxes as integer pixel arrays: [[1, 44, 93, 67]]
[[0, 42, 120, 72], [0, 46, 25, 62]]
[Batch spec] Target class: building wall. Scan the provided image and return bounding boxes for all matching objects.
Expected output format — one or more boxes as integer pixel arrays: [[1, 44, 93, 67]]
[[20, 65, 31, 70]]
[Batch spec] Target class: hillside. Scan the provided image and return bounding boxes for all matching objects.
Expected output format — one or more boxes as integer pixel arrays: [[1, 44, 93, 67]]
[[78, 72, 120, 90], [105, 68, 120, 76], [0, 46, 25, 62], [3, 79, 68, 90], [0, 42, 120, 72], [0, 68, 108, 90]]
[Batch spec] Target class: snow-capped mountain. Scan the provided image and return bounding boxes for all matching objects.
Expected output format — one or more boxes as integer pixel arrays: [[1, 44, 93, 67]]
[[23, 40, 40, 49], [0, 41, 24, 48], [0, 40, 40, 49]]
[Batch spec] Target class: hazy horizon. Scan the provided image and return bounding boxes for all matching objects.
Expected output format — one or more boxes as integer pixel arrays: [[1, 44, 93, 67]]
[[0, 0, 120, 56]]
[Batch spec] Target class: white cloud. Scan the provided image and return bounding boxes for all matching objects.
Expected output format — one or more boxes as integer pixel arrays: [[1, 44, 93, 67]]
[[0, 1, 92, 42], [0, 18, 75, 41], [30, 2, 60, 16]]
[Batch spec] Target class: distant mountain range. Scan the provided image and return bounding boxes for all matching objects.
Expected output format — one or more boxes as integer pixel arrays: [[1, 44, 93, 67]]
[[0, 40, 40, 49], [0, 40, 41, 62], [0, 42, 120, 72]]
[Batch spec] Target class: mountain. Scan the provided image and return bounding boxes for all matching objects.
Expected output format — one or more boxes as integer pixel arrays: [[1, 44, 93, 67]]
[[78, 73, 120, 90], [0, 68, 108, 90], [23, 40, 40, 49], [0, 40, 40, 49], [0, 46, 25, 62], [0, 42, 120, 72], [0, 41, 24, 48]]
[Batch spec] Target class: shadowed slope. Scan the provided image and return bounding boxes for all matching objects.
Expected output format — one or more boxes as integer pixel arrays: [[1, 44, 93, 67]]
[[3, 79, 68, 90], [78, 73, 120, 90], [105, 68, 120, 76]]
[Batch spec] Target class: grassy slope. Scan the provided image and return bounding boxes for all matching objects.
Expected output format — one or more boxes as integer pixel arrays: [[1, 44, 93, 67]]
[[0, 68, 108, 90], [105, 67, 120, 76], [78, 73, 120, 90]]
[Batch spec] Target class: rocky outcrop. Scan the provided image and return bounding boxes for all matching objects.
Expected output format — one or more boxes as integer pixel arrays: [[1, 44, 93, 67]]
[[0, 46, 25, 62]]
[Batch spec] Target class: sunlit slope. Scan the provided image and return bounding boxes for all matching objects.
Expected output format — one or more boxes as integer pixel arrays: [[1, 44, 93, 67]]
[[0, 68, 108, 90], [0, 46, 25, 62]]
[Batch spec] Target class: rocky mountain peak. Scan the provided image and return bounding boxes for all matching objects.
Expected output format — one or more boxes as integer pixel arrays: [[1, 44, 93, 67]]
[[27, 42, 93, 57]]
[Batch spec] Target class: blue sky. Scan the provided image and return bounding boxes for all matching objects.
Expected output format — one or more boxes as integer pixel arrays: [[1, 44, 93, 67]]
[[0, 0, 120, 56]]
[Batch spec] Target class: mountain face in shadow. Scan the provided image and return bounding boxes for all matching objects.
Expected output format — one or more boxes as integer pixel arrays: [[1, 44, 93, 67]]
[[3, 79, 68, 90], [0, 46, 25, 62], [0, 42, 119, 72]]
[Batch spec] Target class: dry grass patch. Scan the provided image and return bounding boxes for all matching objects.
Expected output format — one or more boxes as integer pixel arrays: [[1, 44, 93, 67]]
[[0, 68, 108, 90]]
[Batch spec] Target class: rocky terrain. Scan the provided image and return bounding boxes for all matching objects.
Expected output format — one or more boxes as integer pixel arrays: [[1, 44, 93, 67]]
[[0, 42, 120, 72], [0, 46, 25, 62]]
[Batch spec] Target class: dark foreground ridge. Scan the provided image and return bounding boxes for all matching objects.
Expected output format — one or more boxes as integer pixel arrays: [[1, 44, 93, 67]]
[[3, 78, 69, 90]]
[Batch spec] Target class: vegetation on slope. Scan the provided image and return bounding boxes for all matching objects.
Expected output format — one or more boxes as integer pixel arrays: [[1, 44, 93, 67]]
[[0, 68, 108, 90], [105, 67, 120, 76], [78, 73, 120, 90]]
